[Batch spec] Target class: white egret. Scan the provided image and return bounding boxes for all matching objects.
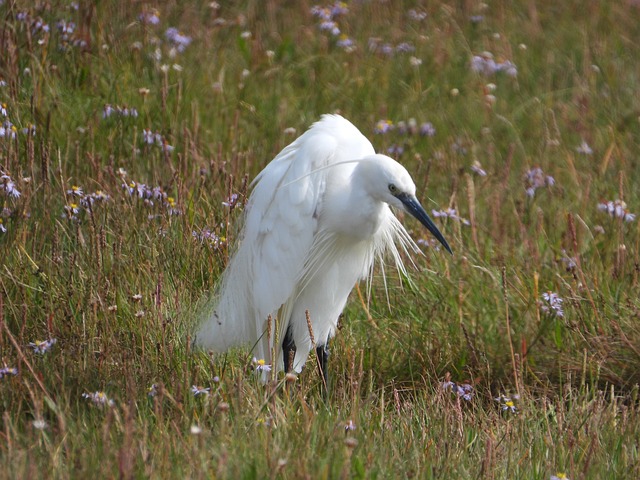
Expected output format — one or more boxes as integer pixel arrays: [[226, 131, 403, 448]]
[[194, 114, 451, 385]]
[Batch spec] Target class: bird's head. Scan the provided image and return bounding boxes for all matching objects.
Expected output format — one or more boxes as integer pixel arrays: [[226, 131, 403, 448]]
[[359, 154, 453, 254]]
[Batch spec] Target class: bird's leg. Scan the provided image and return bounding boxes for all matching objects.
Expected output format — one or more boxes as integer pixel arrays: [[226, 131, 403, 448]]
[[282, 324, 296, 373], [316, 342, 330, 392]]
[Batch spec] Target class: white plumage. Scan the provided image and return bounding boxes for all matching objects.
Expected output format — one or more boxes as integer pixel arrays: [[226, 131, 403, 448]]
[[194, 114, 451, 379]]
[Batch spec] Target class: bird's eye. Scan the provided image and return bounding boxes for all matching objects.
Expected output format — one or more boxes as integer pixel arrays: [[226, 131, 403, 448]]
[[388, 183, 398, 194]]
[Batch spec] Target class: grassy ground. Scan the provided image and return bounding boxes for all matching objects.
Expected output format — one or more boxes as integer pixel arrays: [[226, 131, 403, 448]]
[[1, 0, 639, 478]]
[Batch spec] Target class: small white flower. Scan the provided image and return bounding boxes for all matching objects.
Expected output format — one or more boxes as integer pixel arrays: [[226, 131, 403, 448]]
[[67, 185, 84, 197], [252, 357, 272, 373], [0, 173, 21, 198], [495, 394, 518, 413], [575, 140, 593, 155], [470, 160, 487, 176], [64, 203, 80, 219], [32, 419, 48, 430]]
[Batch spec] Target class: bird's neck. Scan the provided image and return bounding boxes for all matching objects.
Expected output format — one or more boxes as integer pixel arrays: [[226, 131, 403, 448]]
[[323, 174, 387, 241]]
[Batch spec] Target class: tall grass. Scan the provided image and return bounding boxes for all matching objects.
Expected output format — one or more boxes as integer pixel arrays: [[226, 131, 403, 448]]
[[1, 1, 639, 478]]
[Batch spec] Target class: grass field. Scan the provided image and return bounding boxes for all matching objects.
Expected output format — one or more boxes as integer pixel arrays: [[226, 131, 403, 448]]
[[1, 1, 640, 478]]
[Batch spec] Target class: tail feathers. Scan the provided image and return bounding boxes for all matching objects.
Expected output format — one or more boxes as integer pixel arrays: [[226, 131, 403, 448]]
[[193, 300, 248, 352], [193, 290, 275, 368]]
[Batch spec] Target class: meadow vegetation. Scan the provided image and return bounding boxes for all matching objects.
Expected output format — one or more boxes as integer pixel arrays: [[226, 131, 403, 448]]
[[1, 1, 639, 478]]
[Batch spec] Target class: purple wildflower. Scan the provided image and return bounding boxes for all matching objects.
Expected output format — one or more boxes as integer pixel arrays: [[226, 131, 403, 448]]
[[319, 20, 340, 35], [310, 6, 332, 21], [559, 250, 577, 272], [524, 167, 555, 197], [102, 104, 115, 118], [374, 119, 393, 134], [387, 144, 404, 156], [417, 238, 443, 251], [82, 391, 115, 407], [408, 9, 428, 21], [222, 193, 240, 208], [471, 52, 518, 77], [597, 199, 636, 222], [432, 208, 470, 225], [380, 43, 394, 56], [540, 291, 564, 318], [165, 27, 192, 52], [396, 42, 415, 53], [443, 381, 474, 401], [420, 122, 436, 137], [331, 2, 349, 16], [29, 338, 57, 354], [191, 385, 211, 396], [0, 366, 18, 378], [148, 384, 159, 398], [192, 228, 225, 249], [139, 8, 160, 25], [336, 35, 355, 51]]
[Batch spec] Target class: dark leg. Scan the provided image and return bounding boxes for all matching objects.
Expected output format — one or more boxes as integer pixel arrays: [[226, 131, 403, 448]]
[[282, 324, 296, 373], [316, 342, 330, 391]]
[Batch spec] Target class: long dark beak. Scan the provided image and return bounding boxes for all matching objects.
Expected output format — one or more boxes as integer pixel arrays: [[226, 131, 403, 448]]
[[396, 193, 453, 255]]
